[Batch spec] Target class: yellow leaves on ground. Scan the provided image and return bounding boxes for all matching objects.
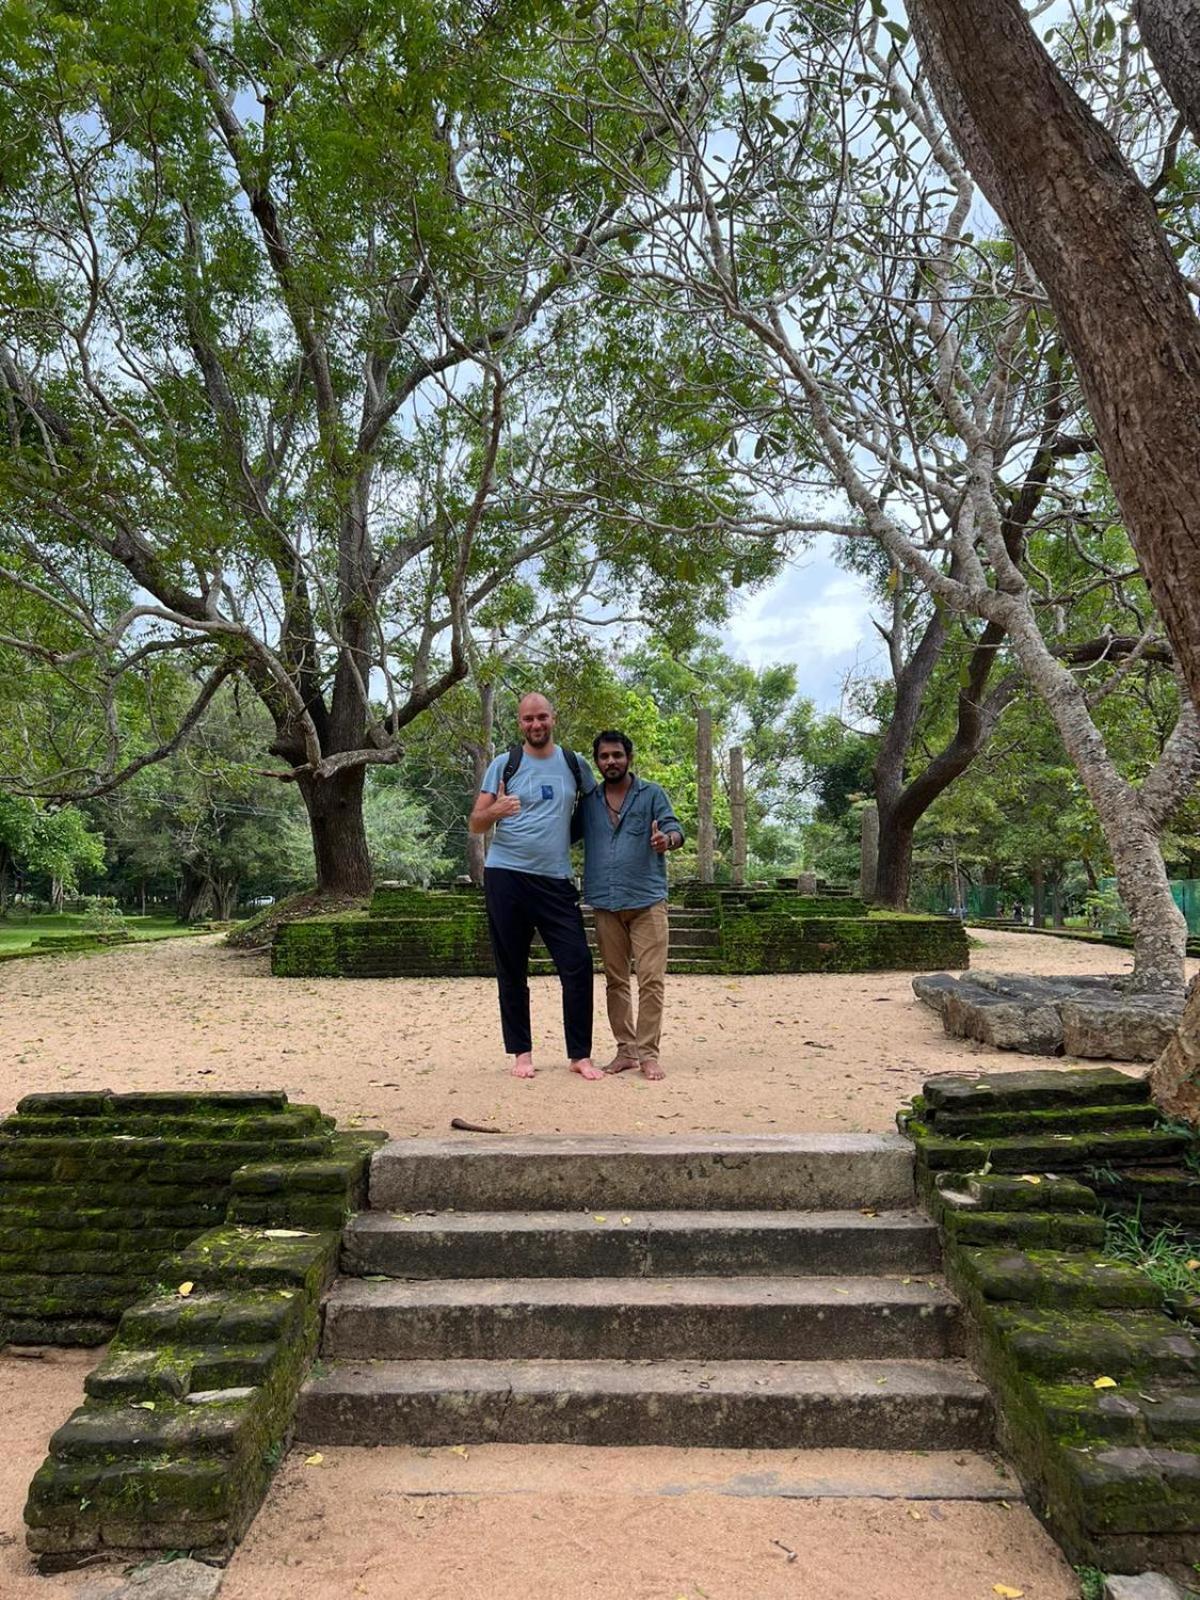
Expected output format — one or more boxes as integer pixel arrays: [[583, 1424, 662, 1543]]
[[993, 1587, 1024, 1598], [177, 1281, 194, 1297], [304, 1452, 324, 1466], [449, 1445, 469, 1458], [1188, 1259, 1200, 1272], [1093, 1376, 1118, 1389], [593, 1214, 608, 1222], [1017, 1175, 1041, 1185]]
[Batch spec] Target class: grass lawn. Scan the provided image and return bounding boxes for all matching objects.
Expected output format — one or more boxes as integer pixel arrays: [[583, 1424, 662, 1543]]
[[0, 913, 201, 954]]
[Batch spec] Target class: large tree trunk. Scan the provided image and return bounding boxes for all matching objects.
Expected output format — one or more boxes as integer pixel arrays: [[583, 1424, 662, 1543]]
[[908, 0, 1200, 717], [296, 766, 373, 897], [1134, 1, 1200, 145], [873, 809, 914, 908], [907, 0, 1200, 1098]]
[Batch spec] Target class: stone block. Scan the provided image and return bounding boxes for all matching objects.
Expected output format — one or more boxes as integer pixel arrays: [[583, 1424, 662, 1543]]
[[924, 1066, 1150, 1116], [1061, 1002, 1183, 1062], [78, 1556, 224, 1600], [165, 1226, 337, 1291], [963, 1250, 1159, 1310], [1104, 1576, 1195, 1600]]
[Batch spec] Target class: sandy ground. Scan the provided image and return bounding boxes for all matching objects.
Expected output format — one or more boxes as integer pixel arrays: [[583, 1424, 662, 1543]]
[[0, 927, 1167, 1600], [0, 926, 1170, 1134]]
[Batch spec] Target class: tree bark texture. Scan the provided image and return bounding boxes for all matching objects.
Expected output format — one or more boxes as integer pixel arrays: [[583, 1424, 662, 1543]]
[[728, 745, 746, 887], [696, 709, 715, 883], [296, 766, 373, 897], [908, 0, 1200, 718], [1134, 0, 1200, 145]]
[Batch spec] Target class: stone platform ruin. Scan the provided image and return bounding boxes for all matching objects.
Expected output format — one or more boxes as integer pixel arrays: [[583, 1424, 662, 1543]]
[[914, 971, 1183, 1062]]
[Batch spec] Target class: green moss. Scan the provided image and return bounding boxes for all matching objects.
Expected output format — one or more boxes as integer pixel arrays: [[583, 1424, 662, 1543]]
[[275, 894, 969, 979]]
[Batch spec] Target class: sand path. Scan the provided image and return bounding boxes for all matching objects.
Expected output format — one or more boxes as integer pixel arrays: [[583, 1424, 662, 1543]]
[[1, 927, 1162, 1599]]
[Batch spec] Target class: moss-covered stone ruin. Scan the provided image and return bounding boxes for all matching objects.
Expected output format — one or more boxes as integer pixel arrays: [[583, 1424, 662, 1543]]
[[0, 1090, 384, 1566], [901, 1067, 1200, 1579], [271, 881, 970, 978]]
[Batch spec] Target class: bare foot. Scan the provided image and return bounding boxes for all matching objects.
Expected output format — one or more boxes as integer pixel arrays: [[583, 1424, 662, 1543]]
[[570, 1057, 604, 1081], [511, 1053, 536, 1079], [640, 1059, 665, 1080], [603, 1054, 640, 1075]]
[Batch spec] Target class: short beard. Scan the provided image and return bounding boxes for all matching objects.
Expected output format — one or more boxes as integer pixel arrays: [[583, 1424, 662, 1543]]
[[601, 766, 628, 785]]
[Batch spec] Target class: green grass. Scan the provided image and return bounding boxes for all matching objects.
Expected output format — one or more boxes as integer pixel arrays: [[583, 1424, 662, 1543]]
[[0, 913, 201, 954], [1074, 1566, 1104, 1600], [1103, 1208, 1200, 1298]]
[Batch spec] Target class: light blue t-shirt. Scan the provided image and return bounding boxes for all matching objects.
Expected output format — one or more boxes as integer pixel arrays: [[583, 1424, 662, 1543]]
[[481, 746, 594, 879]]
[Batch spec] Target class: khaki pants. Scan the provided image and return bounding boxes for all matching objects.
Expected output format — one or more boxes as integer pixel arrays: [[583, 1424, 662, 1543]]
[[592, 901, 669, 1061]]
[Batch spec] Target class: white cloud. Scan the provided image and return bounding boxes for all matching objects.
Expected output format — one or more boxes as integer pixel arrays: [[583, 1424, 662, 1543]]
[[721, 539, 885, 708]]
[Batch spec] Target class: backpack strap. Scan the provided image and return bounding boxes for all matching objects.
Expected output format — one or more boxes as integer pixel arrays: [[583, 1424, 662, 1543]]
[[501, 743, 523, 787], [561, 746, 585, 796]]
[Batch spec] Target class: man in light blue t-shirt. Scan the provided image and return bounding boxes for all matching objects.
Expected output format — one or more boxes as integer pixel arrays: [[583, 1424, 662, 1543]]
[[468, 692, 601, 1081]]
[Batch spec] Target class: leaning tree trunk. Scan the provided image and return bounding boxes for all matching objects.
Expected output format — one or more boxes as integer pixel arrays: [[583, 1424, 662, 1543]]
[[1006, 620, 1188, 993], [296, 766, 373, 897], [907, 0, 1200, 1098]]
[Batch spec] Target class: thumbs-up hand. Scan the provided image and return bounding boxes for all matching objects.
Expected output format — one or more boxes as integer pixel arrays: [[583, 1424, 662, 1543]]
[[651, 817, 670, 853], [493, 779, 521, 821]]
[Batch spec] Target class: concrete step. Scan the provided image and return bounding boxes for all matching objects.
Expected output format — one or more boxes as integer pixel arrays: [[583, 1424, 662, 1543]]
[[319, 1274, 962, 1361], [296, 1356, 992, 1450], [368, 1134, 915, 1213], [342, 1208, 941, 1280]]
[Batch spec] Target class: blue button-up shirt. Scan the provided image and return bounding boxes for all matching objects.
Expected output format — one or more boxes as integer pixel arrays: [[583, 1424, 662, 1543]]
[[580, 776, 684, 910]]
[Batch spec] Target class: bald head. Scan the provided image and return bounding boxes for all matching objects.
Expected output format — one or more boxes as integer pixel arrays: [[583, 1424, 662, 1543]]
[[517, 692, 556, 752]]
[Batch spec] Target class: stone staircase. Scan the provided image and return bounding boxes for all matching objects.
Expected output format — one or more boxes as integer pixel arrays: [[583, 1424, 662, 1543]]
[[296, 1134, 994, 1454], [528, 905, 724, 976]]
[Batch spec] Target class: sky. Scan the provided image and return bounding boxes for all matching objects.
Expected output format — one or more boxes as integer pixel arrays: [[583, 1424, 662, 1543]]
[[720, 536, 885, 715]]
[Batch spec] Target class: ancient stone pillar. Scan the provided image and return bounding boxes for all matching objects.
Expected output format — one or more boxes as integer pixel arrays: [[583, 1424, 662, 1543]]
[[697, 709, 715, 883], [729, 745, 746, 887], [859, 803, 879, 901]]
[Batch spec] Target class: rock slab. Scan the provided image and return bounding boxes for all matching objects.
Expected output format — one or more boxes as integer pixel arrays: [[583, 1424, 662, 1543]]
[[79, 1557, 223, 1600], [913, 971, 1182, 1061]]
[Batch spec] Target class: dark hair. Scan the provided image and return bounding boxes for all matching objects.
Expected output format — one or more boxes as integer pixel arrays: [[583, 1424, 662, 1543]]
[[593, 730, 633, 760]]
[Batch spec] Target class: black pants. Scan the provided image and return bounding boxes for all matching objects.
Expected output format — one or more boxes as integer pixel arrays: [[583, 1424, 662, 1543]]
[[484, 868, 593, 1058]]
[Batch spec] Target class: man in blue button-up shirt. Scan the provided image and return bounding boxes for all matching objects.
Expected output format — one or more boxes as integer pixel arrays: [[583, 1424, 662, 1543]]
[[579, 730, 684, 1080]]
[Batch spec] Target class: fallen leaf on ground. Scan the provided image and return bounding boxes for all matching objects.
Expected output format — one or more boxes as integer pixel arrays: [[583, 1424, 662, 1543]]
[[449, 1445, 468, 1458], [1092, 1376, 1118, 1389], [593, 1214, 607, 1222], [304, 1452, 324, 1466], [263, 1229, 313, 1239], [177, 1281, 194, 1297], [1017, 1175, 1041, 1185], [131, 1401, 155, 1410], [993, 1587, 1024, 1598]]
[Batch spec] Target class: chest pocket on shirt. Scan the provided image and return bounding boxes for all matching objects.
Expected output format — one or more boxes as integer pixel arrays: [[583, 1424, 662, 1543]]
[[624, 815, 647, 835]]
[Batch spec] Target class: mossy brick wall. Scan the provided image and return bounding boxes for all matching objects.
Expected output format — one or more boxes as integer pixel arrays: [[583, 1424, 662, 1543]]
[[972, 920, 1200, 960], [900, 1067, 1200, 1577], [273, 909, 495, 978], [0, 1091, 337, 1346], [720, 912, 969, 974], [274, 886, 966, 978], [674, 884, 868, 918], [18, 1103, 385, 1566]]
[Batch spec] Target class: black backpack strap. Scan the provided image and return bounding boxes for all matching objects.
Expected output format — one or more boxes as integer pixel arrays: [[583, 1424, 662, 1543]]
[[501, 743, 523, 787], [561, 746, 585, 795]]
